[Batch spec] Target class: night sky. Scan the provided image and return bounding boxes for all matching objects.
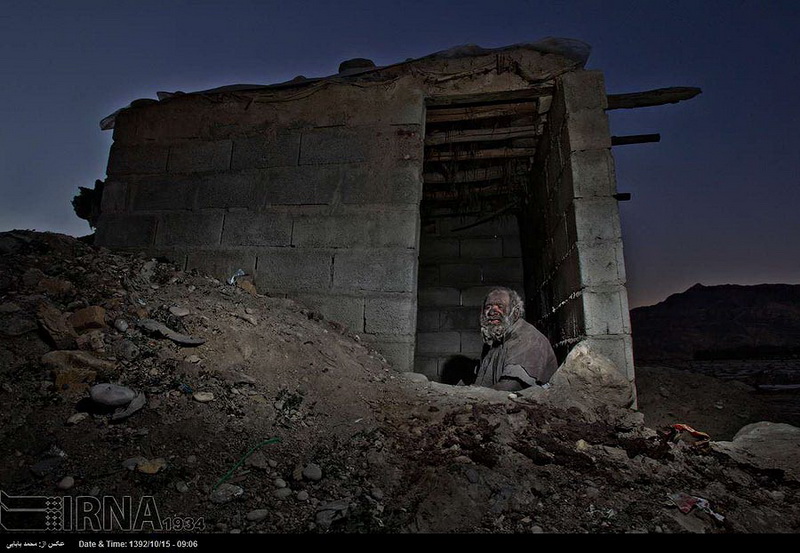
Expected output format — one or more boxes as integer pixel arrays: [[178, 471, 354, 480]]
[[1, 1, 798, 308]]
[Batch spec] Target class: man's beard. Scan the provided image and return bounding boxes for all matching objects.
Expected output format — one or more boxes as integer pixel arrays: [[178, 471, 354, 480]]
[[480, 312, 514, 345]]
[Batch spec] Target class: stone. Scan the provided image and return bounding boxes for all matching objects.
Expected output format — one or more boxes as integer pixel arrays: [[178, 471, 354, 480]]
[[57, 476, 75, 490], [399, 372, 429, 383], [39, 277, 75, 297], [137, 458, 167, 474], [465, 468, 479, 484], [273, 487, 292, 499], [236, 313, 258, 326], [302, 463, 323, 481], [245, 451, 269, 470], [0, 316, 37, 337], [175, 481, 189, 493], [114, 319, 129, 332], [370, 488, 384, 501], [37, 303, 77, 349], [122, 457, 147, 471], [273, 478, 287, 489], [193, 391, 214, 403], [90, 383, 136, 407], [113, 339, 139, 360], [315, 499, 349, 529], [185, 355, 201, 363], [169, 306, 191, 317], [53, 367, 97, 396], [246, 509, 269, 522], [711, 422, 800, 482], [210, 483, 244, 504], [531, 525, 544, 533], [545, 341, 634, 418], [69, 306, 107, 332], [0, 302, 21, 314], [76, 330, 105, 352], [42, 350, 115, 372], [297, 491, 309, 502], [66, 412, 89, 425]]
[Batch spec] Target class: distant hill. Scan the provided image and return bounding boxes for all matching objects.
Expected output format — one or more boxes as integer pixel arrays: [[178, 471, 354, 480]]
[[630, 283, 800, 360]]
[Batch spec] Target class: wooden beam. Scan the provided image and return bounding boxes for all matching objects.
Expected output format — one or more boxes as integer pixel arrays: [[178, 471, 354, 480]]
[[426, 147, 536, 162], [423, 165, 528, 184], [426, 86, 553, 107], [426, 102, 537, 123], [611, 134, 661, 146], [425, 125, 539, 146], [606, 87, 701, 110]]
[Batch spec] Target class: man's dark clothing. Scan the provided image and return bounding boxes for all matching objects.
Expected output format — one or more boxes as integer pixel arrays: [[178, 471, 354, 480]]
[[475, 318, 558, 388]]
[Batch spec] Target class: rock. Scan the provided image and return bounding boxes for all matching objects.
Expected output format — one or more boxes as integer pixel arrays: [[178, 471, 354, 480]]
[[245, 307, 255, 315], [370, 488, 384, 501], [193, 392, 214, 403], [297, 491, 309, 501], [69, 306, 107, 332], [531, 525, 544, 533], [113, 339, 139, 361], [122, 457, 147, 471], [399, 372, 429, 383], [245, 452, 269, 470], [210, 484, 244, 504], [711, 422, 800, 481], [138, 319, 206, 346], [185, 355, 201, 363], [137, 458, 167, 474], [39, 277, 74, 297], [42, 350, 115, 372], [545, 342, 634, 418], [175, 481, 189, 493], [169, 306, 191, 317], [274, 478, 287, 489], [114, 319, 129, 332], [465, 468, 479, 484], [66, 412, 89, 425], [0, 316, 38, 337], [315, 499, 349, 529], [246, 509, 269, 522], [76, 330, 105, 352], [0, 302, 21, 314], [37, 303, 77, 348], [90, 383, 136, 407], [268, 459, 278, 468], [238, 280, 257, 296], [586, 486, 600, 498], [302, 463, 323, 481], [57, 476, 75, 490], [273, 487, 292, 499], [53, 367, 97, 396]]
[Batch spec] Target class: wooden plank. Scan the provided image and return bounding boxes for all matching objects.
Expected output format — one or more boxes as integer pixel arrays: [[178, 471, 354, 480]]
[[426, 102, 537, 123], [423, 165, 528, 184], [425, 125, 539, 146], [426, 147, 535, 162], [426, 86, 553, 107], [606, 87, 701, 110], [611, 134, 661, 146]]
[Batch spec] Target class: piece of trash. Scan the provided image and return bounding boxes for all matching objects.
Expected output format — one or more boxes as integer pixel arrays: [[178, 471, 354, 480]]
[[669, 424, 711, 447], [137, 458, 167, 474], [178, 383, 194, 394], [228, 269, 246, 285], [668, 492, 725, 521], [138, 318, 206, 346], [111, 392, 146, 421]]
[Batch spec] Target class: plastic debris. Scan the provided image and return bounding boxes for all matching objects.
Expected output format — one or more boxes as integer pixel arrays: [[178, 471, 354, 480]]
[[669, 424, 711, 448], [668, 492, 725, 521], [228, 269, 246, 285]]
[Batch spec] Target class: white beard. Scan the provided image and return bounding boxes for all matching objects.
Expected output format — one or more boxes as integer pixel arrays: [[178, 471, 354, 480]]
[[480, 312, 514, 345]]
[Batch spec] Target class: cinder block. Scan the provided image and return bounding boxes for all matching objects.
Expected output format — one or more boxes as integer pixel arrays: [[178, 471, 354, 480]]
[[440, 263, 482, 285], [168, 140, 232, 173], [155, 212, 224, 247], [294, 293, 365, 332], [333, 250, 416, 293], [185, 250, 257, 282], [231, 133, 301, 170], [417, 265, 439, 287], [111, 109, 138, 144], [416, 332, 460, 354], [196, 173, 268, 209], [418, 287, 460, 307], [577, 241, 626, 286], [368, 339, 415, 372], [414, 356, 439, 380], [582, 286, 627, 335], [565, 110, 611, 152], [440, 307, 478, 331], [221, 211, 292, 247], [365, 295, 416, 335], [460, 331, 484, 356], [94, 214, 157, 247], [255, 249, 333, 292], [502, 237, 522, 258], [481, 258, 524, 283], [292, 211, 417, 248], [461, 286, 497, 307], [259, 165, 341, 206], [560, 70, 608, 112], [130, 176, 195, 211], [416, 308, 439, 331], [107, 143, 169, 175], [459, 238, 502, 259], [578, 335, 634, 381], [341, 163, 422, 205], [571, 198, 623, 243], [299, 125, 422, 165], [100, 180, 128, 213], [419, 238, 459, 261], [569, 149, 617, 197]]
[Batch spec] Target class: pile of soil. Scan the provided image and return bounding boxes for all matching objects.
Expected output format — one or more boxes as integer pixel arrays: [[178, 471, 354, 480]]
[[0, 231, 797, 534]]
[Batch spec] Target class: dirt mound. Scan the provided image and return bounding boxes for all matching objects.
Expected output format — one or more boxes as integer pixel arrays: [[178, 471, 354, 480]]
[[1, 231, 798, 534]]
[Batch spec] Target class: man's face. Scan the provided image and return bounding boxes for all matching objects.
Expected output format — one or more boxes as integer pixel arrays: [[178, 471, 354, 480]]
[[480, 290, 514, 345]]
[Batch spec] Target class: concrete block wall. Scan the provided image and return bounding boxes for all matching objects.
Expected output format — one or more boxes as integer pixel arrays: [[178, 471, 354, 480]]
[[415, 213, 525, 381], [519, 70, 634, 383], [96, 83, 426, 371]]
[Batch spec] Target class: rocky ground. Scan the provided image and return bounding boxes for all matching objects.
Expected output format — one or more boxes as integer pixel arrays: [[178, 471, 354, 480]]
[[0, 230, 798, 534]]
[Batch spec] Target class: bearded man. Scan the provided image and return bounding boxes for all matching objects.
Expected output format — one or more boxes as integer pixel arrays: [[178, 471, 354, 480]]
[[475, 287, 558, 391]]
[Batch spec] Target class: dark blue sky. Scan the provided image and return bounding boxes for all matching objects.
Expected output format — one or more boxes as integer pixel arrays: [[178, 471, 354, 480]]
[[1, 0, 798, 307]]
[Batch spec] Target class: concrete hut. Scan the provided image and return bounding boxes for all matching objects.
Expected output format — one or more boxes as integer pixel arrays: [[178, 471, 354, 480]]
[[93, 38, 699, 385]]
